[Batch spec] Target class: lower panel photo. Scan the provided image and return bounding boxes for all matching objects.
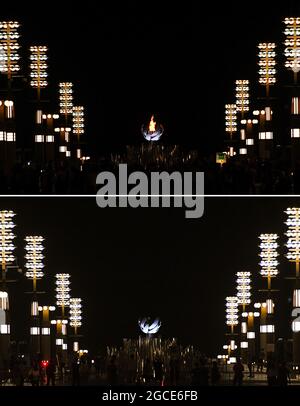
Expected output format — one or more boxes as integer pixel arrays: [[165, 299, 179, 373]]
[[0, 196, 298, 390]]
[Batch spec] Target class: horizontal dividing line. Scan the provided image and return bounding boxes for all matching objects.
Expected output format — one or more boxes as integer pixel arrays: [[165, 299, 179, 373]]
[[0, 194, 299, 198]]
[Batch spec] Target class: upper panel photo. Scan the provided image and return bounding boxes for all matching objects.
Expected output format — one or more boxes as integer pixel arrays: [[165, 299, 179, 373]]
[[0, 3, 299, 195]]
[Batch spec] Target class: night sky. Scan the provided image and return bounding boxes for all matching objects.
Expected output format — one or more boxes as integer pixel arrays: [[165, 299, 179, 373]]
[[1, 197, 300, 356], [1, 1, 300, 154]]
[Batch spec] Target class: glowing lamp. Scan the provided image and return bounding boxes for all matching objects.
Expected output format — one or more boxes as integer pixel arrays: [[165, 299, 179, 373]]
[[59, 82, 73, 114], [226, 296, 239, 328], [24, 236, 44, 281], [0, 210, 16, 265], [69, 298, 82, 331], [258, 43, 276, 85], [259, 234, 279, 279], [55, 274, 71, 307], [284, 17, 300, 73], [0, 21, 20, 76], [235, 80, 249, 113], [29, 46, 48, 88], [236, 272, 251, 307], [141, 115, 164, 141], [138, 317, 161, 334]]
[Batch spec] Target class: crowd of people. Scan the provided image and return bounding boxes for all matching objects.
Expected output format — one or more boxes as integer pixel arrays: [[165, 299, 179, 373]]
[[2, 352, 296, 386], [0, 154, 299, 195]]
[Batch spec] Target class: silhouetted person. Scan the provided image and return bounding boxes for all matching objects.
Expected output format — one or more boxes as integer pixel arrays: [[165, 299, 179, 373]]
[[233, 359, 244, 386]]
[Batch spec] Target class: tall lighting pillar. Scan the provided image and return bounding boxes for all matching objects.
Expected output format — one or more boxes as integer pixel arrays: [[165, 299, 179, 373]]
[[0, 22, 20, 175], [72, 106, 85, 161], [25, 236, 44, 360], [284, 17, 300, 84], [285, 208, 300, 365], [55, 274, 70, 364], [225, 104, 237, 156], [236, 272, 251, 362], [69, 298, 82, 352], [0, 210, 15, 368], [259, 234, 279, 361], [59, 83, 73, 159], [225, 296, 238, 362], [30, 46, 48, 164], [235, 80, 249, 155], [257, 43, 276, 160]]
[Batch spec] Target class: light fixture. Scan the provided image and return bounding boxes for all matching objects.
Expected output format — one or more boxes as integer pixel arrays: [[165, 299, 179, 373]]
[[55, 273, 71, 317], [0, 21, 20, 77], [226, 296, 239, 333], [24, 236, 44, 292], [235, 80, 249, 113], [284, 17, 300, 74], [258, 43, 276, 88], [69, 298, 82, 335], [259, 234, 279, 290], [225, 104, 237, 136], [59, 82, 73, 115], [236, 272, 251, 310], [29, 46, 48, 89]]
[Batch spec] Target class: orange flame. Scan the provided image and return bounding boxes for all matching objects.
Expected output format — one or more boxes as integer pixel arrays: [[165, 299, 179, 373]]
[[149, 115, 156, 132]]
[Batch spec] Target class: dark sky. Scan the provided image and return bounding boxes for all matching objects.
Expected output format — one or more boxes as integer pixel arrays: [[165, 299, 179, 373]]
[[1, 1, 300, 154], [1, 196, 299, 356]]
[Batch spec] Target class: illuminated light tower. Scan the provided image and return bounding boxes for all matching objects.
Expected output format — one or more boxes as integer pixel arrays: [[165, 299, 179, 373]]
[[284, 17, 300, 83], [259, 234, 279, 360], [236, 272, 251, 363], [25, 236, 45, 358], [259, 234, 279, 291], [285, 208, 300, 364], [235, 80, 249, 117], [236, 272, 251, 312], [55, 273, 70, 318], [236, 80, 250, 156], [258, 43, 276, 98], [257, 44, 276, 160], [0, 22, 19, 175], [225, 104, 237, 156], [69, 298, 82, 352], [38, 305, 55, 361], [55, 273, 70, 364], [225, 297, 238, 363], [72, 106, 85, 161], [0, 210, 15, 367], [0, 21, 20, 81], [30, 46, 48, 100], [58, 82, 73, 159], [59, 82, 73, 119], [141, 115, 164, 141], [30, 46, 48, 164]]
